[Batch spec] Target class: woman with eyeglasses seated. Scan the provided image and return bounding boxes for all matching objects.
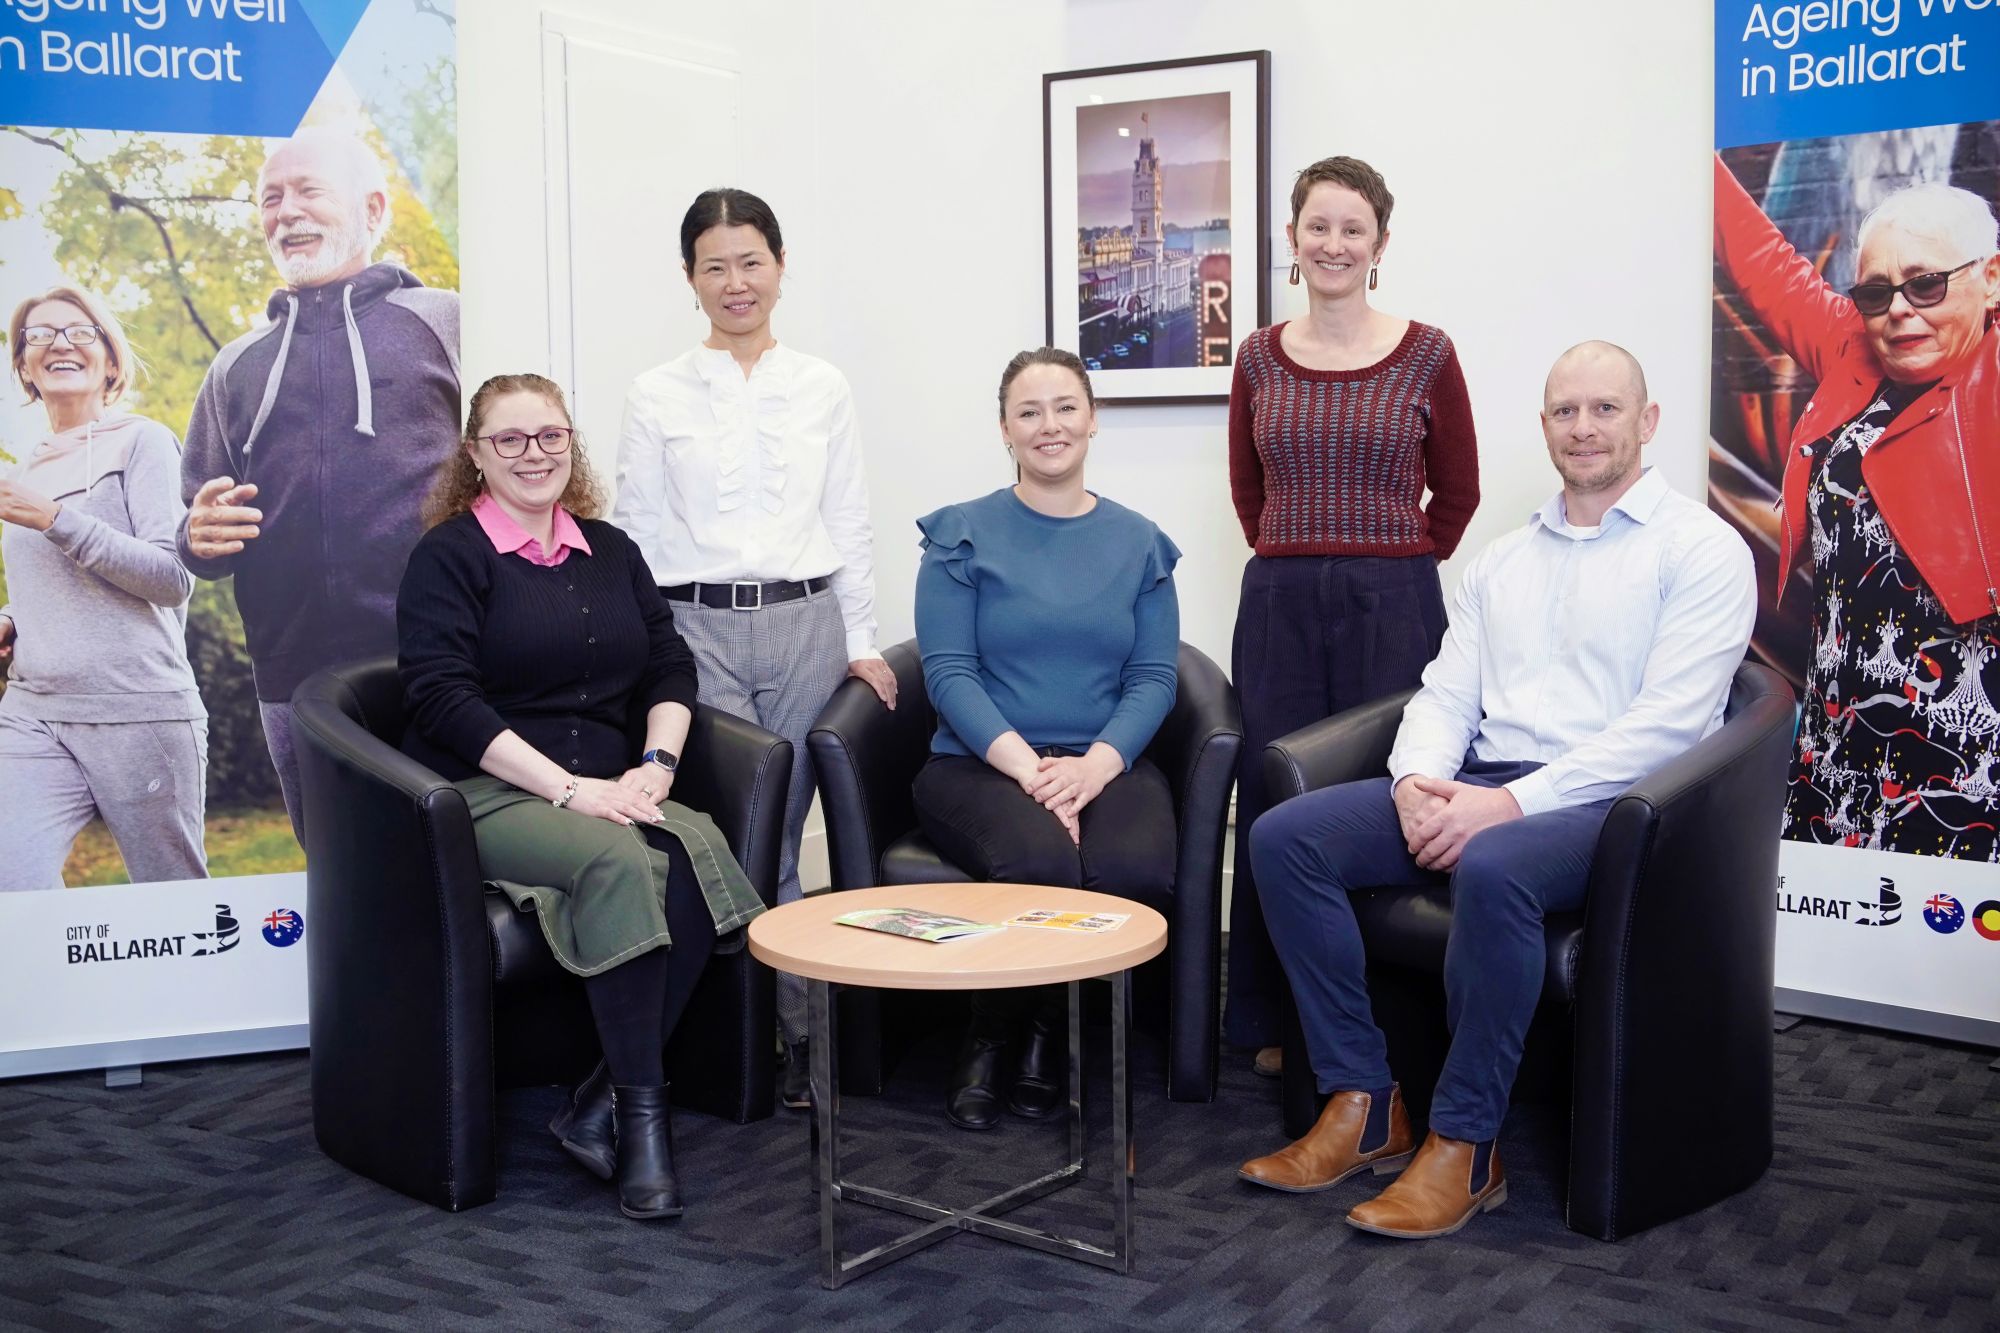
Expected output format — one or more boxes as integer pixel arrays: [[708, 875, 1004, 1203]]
[[1714, 153, 2000, 860], [0, 286, 207, 890], [397, 373, 765, 1220], [913, 346, 1180, 1130]]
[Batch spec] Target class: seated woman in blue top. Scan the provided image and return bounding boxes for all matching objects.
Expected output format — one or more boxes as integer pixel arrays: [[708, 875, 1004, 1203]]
[[913, 345, 1181, 1131]]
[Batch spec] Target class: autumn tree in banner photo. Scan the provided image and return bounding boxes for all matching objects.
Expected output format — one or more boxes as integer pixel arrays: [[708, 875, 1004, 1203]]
[[1, 48, 457, 885]]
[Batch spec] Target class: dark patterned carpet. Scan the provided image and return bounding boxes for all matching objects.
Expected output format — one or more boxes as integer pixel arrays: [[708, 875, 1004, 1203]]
[[1, 1015, 1996, 1331]]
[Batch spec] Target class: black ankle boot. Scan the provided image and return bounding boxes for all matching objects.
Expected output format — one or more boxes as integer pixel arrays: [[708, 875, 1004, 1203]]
[[549, 1059, 615, 1180], [781, 1039, 812, 1110], [612, 1084, 683, 1220], [947, 996, 1014, 1131], [946, 1033, 1006, 1130], [1008, 994, 1064, 1119]]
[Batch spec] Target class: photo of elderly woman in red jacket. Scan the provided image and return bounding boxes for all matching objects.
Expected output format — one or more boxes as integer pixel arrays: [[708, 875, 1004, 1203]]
[[1713, 147, 2000, 861]]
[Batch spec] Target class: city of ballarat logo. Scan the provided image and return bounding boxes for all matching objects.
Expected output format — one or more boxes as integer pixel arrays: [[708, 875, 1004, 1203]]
[[261, 908, 304, 948], [190, 905, 239, 955], [1923, 894, 1967, 935], [1775, 877, 1901, 925], [65, 905, 238, 964], [68, 934, 185, 964], [1856, 879, 1900, 926]]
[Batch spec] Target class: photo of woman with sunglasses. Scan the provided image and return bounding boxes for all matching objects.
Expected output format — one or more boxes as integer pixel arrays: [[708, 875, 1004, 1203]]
[[0, 285, 208, 889], [1713, 148, 2000, 860]]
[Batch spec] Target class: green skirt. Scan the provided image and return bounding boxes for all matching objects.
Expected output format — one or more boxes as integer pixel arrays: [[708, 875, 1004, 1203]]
[[455, 775, 765, 977]]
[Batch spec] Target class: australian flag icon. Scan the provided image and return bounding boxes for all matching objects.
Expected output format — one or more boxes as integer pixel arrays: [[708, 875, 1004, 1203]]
[[261, 909, 304, 948], [191, 905, 240, 956]]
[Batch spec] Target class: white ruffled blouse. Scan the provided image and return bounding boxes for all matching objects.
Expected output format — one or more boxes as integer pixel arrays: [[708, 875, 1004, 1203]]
[[612, 344, 879, 660]]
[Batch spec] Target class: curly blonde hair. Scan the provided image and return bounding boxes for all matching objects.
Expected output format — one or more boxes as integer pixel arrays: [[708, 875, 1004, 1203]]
[[422, 372, 606, 528]]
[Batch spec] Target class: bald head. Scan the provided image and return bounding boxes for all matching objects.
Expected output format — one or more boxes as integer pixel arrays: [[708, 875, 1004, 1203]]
[[258, 128, 389, 209], [1545, 340, 1647, 409], [257, 128, 391, 288], [1539, 340, 1659, 520]]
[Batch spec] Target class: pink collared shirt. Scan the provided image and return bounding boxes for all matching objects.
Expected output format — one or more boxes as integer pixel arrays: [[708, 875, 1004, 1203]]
[[470, 493, 593, 567]]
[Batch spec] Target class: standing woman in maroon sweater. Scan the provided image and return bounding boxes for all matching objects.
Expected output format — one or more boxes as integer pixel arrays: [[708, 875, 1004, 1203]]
[[1226, 156, 1480, 1075]]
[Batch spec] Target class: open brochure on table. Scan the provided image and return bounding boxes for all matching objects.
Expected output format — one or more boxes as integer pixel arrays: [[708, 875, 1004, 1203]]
[[833, 908, 1006, 942], [1003, 909, 1130, 933]]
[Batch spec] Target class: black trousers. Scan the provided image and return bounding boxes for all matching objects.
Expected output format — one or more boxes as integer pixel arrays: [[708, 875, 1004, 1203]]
[[1226, 553, 1446, 1048], [913, 753, 1176, 908], [915, 751, 1175, 1030], [582, 829, 719, 1087]]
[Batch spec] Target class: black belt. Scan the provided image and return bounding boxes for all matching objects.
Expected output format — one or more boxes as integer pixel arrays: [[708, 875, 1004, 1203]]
[[661, 576, 830, 611]]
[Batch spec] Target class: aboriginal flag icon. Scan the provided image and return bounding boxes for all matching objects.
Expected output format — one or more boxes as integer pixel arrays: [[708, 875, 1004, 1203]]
[[1972, 901, 2000, 942]]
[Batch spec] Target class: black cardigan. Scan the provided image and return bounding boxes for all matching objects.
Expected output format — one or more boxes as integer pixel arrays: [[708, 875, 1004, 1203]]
[[396, 511, 698, 783]]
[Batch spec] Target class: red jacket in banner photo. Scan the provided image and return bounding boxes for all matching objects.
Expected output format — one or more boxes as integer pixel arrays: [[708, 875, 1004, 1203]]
[[1713, 154, 2000, 624]]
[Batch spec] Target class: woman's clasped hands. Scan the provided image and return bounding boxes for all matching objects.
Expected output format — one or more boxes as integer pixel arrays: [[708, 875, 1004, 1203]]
[[563, 774, 670, 827], [1023, 743, 1124, 845]]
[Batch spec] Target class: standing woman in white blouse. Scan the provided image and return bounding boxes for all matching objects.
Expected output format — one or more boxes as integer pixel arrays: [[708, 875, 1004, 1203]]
[[613, 189, 895, 1109]]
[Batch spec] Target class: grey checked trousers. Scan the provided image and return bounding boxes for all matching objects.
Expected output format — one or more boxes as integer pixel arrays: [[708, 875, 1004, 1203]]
[[669, 587, 847, 1043]]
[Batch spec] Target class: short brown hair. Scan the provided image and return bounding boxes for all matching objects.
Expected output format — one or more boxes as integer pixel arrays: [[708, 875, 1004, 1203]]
[[1289, 156, 1394, 236], [421, 373, 606, 528], [998, 346, 1095, 418], [8, 285, 143, 407]]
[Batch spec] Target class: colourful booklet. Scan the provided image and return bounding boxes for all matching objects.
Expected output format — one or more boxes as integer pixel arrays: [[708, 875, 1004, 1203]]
[[1004, 909, 1130, 934], [834, 908, 1006, 942]]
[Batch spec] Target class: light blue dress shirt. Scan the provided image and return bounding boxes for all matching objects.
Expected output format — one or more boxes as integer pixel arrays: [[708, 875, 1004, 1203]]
[[1387, 467, 1758, 814]]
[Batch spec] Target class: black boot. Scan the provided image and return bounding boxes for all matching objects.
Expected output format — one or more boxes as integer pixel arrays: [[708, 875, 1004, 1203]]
[[612, 1084, 683, 1220], [548, 1059, 615, 1180], [1007, 991, 1064, 1119], [781, 1039, 812, 1110], [946, 996, 1012, 1131]]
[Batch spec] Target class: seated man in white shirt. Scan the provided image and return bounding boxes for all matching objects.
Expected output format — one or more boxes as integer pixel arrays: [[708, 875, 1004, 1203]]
[[1236, 341, 1756, 1238]]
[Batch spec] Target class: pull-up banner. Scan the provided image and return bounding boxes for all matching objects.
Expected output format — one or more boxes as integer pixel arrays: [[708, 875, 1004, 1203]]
[[1710, 1, 2000, 1042], [0, 0, 459, 1075], [1718, 0, 1999, 148], [0, 0, 372, 137]]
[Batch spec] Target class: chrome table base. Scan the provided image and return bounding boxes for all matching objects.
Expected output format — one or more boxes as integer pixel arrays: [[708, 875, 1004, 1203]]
[[806, 974, 1135, 1288]]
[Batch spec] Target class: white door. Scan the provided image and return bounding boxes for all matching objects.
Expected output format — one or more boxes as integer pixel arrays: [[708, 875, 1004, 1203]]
[[542, 14, 739, 493]]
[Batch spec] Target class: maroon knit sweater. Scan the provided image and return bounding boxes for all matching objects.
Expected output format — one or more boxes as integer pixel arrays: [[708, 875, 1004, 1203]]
[[1228, 321, 1479, 559]]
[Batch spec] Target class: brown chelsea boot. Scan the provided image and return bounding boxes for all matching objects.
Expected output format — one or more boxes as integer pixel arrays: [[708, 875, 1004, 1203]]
[[1346, 1131, 1507, 1238], [1238, 1086, 1415, 1193]]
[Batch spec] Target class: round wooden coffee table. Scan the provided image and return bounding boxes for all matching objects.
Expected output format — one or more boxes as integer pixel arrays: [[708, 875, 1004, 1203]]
[[748, 882, 1167, 1288]]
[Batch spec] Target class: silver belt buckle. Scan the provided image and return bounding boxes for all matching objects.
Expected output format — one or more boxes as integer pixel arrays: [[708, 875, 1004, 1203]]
[[731, 580, 763, 611]]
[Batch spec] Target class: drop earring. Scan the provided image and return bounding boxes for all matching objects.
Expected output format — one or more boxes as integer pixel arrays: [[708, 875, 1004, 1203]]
[[1288, 261, 1301, 287], [1368, 266, 1379, 291]]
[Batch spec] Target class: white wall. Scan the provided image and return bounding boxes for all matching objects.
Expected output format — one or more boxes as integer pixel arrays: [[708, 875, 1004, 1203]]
[[459, 0, 1720, 883], [464, 0, 1718, 663], [1051, 1, 1719, 660]]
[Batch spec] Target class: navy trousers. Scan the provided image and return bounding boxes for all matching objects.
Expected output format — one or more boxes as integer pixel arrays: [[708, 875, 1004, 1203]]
[[1226, 553, 1446, 1047], [1250, 759, 1612, 1141]]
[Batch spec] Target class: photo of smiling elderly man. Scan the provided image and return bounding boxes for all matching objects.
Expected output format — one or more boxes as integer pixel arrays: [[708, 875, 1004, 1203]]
[[177, 127, 461, 840]]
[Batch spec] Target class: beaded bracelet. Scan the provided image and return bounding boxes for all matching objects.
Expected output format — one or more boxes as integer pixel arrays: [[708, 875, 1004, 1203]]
[[553, 778, 580, 809]]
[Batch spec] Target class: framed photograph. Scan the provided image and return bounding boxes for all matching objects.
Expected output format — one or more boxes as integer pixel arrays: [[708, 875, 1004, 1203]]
[[1043, 51, 1271, 405]]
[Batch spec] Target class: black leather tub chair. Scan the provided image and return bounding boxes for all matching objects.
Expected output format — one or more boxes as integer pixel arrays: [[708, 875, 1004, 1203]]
[[293, 658, 793, 1211], [1264, 661, 1794, 1239], [807, 638, 1241, 1103]]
